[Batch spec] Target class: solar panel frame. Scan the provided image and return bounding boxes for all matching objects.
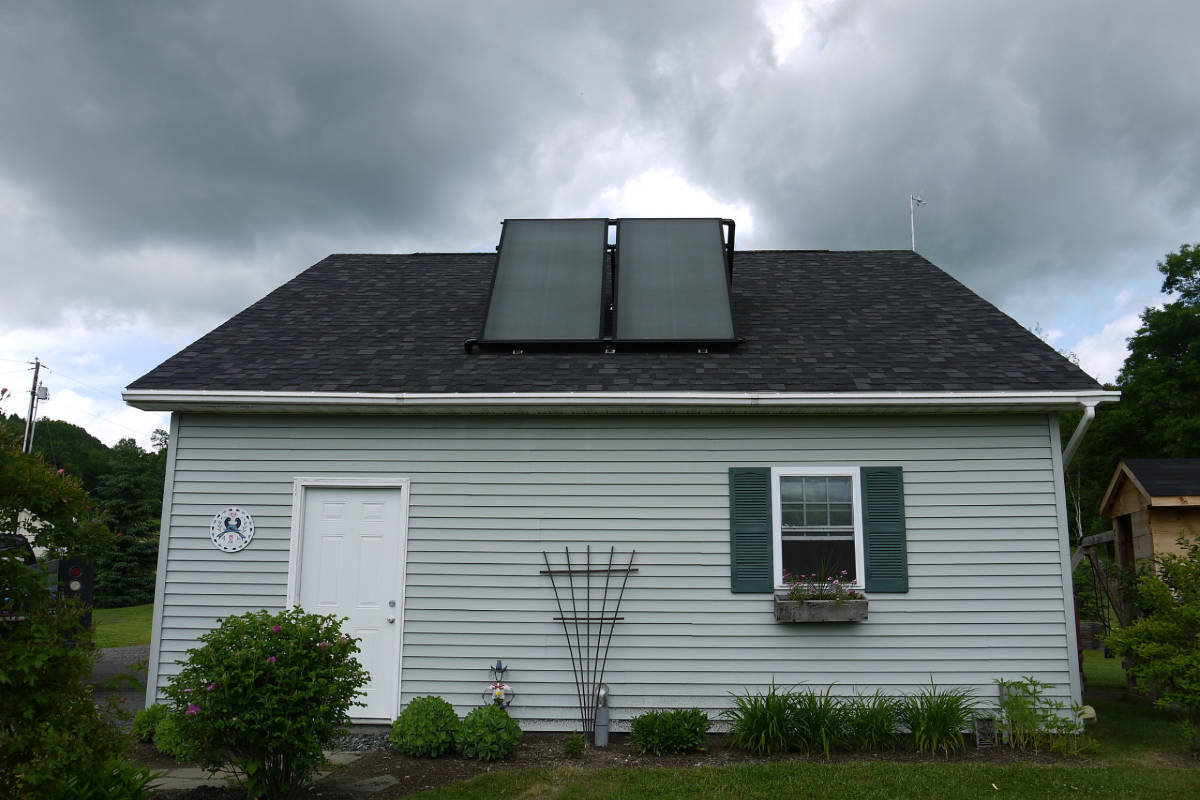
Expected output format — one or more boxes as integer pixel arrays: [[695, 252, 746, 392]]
[[478, 218, 609, 344], [612, 217, 737, 344]]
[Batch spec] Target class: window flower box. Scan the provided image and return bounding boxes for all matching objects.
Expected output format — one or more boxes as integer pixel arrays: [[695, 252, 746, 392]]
[[774, 596, 868, 623]]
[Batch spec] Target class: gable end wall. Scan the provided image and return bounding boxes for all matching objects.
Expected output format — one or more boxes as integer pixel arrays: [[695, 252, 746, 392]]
[[150, 412, 1077, 728]]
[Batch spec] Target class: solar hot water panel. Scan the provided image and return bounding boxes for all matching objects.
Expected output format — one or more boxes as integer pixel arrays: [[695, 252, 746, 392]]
[[480, 218, 608, 343], [614, 218, 736, 342]]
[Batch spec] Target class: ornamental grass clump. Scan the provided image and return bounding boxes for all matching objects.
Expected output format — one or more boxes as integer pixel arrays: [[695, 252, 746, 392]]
[[457, 705, 523, 761], [162, 608, 369, 800], [723, 682, 794, 756], [389, 696, 462, 757], [790, 687, 845, 758], [842, 691, 901, 752], [901, 681, 977, 757], [630, 708, 709, 755]]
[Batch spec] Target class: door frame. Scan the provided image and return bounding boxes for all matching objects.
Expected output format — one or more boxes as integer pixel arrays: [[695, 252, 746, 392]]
[[286, 476, 411, 721]]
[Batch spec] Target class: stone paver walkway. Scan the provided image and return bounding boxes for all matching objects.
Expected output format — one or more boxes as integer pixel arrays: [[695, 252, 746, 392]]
[[151, 750, 395, 793], [90, 645, 151, 724]]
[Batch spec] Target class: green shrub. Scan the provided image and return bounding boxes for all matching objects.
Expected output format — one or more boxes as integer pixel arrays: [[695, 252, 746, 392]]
[[58, 757, 162, 799], [995, 676, 1087, 755], [900, 681, 977, 757], [724, 682, 794, 756], [630, 708, 709, 755], [457, 705, 523, 761], [389, 696, 462, 757], [787, 687, 843, 758], [1107, 537, 1200, 749], [162, 608, 370, 799], [0, 554, 139, 798], [5, 691, 148, 799], [153, 712, 204, 762], [563, 729, 585, 758], [133, 703, 169, 743], [842, 691, 900, 751]]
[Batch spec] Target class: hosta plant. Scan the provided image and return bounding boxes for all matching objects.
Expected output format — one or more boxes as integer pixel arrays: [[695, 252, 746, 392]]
[[630, 708, 709, 755], [389, 696, 461, 757], [457, 704, 523, 761]]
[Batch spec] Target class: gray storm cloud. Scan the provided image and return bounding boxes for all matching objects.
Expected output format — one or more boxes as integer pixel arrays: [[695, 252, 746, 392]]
[[1, 0, 1197, 340]]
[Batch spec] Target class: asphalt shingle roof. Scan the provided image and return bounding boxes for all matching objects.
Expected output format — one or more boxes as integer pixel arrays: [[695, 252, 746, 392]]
[[128, 250, 1103, 394], [1122, 459, 1200, 497]]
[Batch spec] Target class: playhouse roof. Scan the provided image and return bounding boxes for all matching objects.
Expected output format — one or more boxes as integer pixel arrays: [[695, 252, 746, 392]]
[[1100, 459, 1200, 515]]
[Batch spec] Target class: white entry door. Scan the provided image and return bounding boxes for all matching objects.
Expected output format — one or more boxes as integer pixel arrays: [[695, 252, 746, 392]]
[[296, 484, 408, 721]]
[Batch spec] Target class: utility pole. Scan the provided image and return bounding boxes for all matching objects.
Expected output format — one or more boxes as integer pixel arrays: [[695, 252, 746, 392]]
[[909, 194, 925, 252], [22, 357, 46, 454]]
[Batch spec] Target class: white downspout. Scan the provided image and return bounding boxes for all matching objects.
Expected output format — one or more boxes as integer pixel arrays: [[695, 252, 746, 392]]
[[1062, 401, 1098, 467]]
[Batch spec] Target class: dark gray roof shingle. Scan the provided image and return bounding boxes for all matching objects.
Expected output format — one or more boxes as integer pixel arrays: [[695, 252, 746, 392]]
[[1122, 459, 1200, 497], [128, 250, 1102, 393]]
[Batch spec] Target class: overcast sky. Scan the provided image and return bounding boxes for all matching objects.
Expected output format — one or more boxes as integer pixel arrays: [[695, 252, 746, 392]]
[[1, 0, 1196, 447]]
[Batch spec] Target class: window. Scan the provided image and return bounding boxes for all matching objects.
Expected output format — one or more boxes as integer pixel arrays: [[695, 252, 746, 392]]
[[728, 465, 907, 594], [772, 467, 865, 589]]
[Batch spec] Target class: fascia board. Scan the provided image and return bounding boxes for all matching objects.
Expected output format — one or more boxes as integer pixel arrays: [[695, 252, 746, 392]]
[[123, 388, 1121, 415], [1146, 496, 1199, 508]]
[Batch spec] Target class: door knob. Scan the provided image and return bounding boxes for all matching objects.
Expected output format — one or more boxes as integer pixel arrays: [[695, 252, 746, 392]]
[[386, 616, 395, 624]]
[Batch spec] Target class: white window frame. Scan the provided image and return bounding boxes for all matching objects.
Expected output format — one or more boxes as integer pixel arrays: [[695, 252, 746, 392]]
[[771, 466, 865, 590]]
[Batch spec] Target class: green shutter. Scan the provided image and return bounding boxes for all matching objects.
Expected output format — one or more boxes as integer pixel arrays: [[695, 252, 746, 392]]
[[861, 466, 908, 593], [729, 467, 773, 593]]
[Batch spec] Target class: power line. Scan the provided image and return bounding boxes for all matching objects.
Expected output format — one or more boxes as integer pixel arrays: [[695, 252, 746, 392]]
[[46, 405, 151, 438], [41, 364, 114, 397], [6, 358, 157, 440]]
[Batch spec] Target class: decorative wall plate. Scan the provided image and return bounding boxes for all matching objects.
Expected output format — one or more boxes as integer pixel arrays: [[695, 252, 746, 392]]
[[210, 507, 255, 553]]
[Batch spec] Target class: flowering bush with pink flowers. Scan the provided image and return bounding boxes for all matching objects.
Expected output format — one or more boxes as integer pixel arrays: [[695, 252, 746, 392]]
[[163, 608, 369, 799]]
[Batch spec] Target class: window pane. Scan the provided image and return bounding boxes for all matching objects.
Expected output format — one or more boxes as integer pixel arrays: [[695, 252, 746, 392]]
[[781, 508, 805, 528], [782, 540, 856, 582], [829, 503, 852, 526], [803, 477, 827, 503], [828, 477, 852, 502], [780, 477, 804, 502], [804, 505, 829, 526]]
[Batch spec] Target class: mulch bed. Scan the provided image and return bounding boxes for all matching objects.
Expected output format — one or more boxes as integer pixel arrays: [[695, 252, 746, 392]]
[[141, 732, 1064, 800]]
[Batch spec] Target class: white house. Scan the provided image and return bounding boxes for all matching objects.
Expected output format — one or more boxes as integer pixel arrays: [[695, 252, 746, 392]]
[[125, 218, 1115, 729]]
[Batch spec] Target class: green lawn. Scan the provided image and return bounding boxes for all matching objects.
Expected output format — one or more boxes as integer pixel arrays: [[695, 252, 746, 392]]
[[413, 762, 1200, 800], [1082, 649, 1191, 766], [1083, 648, 1127, 692], [92, 603, 153, 648]]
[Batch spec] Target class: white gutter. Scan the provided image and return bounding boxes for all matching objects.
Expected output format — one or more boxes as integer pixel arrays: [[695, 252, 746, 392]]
[[124, 388, 1120, 415], [1061, 400, 1100, 467]]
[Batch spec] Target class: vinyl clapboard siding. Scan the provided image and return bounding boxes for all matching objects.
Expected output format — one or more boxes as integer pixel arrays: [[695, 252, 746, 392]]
[[149, 412, 1077, 728]]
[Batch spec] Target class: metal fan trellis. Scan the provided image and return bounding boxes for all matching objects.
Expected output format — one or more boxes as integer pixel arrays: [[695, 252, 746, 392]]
[[541, 545, 637, 739]]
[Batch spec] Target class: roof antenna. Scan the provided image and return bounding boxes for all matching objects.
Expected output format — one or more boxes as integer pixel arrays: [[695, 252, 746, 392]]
[[909, 194, 926, 252]]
